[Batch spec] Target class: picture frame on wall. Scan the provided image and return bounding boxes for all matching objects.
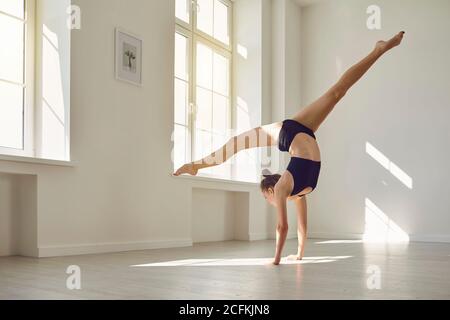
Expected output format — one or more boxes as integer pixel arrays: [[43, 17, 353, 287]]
[[115, 28, 142, 86]]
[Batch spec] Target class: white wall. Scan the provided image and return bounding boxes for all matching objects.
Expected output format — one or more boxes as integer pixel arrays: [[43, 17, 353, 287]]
[[192, 189, 249, 243], [301, 0, 450, 242], [270, 0, 302, 119], [192, 189, 236, 242], [233, 0, 263, 183], [0, 174, 17, 256], [0, 173, 37, 257], [284, 0, 302, 117]]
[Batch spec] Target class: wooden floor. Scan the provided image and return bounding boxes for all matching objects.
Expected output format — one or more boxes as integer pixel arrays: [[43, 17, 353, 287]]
[[0, 239, 449, 300]]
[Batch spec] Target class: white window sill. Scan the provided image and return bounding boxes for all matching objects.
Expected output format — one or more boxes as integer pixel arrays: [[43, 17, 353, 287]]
[[0, 154, 75, 167], [172, 173, 259, 187]]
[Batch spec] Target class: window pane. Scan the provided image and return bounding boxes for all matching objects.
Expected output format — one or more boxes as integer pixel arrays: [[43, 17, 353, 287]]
[[175, 33, 188, 81], [41, 100, 66, 160], [196, 87, 212, 131], [214, 0, 229, 45], [175, 79, 188, 126], [0, 0, 24, 19], [212, 93, 228, 134], [196, 43, 213, 90], [0, 82, 23, 149], [197, 0, 213, 37], [212, 133, 227, 152], [174, 124, 188, 170], [235, 150, 258, 182], [0, 14, 24, 83], [212, 133, 230, 178], [175, 0, 190, 24], [213, 52, 229, 96], [194, 129, 212, 160], [236, 96, 251, 130]]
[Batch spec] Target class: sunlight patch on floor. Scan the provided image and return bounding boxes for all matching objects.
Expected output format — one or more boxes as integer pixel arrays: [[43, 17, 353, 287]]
[[130, 256, 353, 267]]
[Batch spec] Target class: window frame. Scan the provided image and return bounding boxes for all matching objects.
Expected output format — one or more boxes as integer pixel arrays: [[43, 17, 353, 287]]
[[175, 0, 193, 32], [0, 0, 35, 157], [193, 0, 233, 52], [175, 0, 234, 178], [174, 24, 193, 167]]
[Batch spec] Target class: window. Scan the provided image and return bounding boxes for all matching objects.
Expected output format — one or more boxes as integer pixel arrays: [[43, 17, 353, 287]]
[[0, 0, 34, 157], [174, 0, 233, 179], [0, 0, 69, 162]]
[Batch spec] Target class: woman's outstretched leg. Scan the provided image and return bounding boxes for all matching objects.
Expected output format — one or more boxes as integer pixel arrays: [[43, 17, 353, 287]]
[[293, 31, 405, 133]]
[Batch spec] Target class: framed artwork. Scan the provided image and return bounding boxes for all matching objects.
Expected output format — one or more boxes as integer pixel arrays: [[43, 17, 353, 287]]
[[115, 28, 142, 86]]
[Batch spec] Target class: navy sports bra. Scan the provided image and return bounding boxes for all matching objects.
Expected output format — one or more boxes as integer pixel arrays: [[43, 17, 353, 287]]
[[278, 119, 316, 152]]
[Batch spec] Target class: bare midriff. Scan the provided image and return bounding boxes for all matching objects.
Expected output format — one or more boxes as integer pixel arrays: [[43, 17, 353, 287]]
[[289, 133, 321, 161], [285, 133, 321, 199]]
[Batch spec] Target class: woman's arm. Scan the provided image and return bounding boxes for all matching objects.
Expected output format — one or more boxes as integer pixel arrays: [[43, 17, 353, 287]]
[[287, 196, 307, 261], [174, 124, 278, 176], [272, 178, 291, 265]]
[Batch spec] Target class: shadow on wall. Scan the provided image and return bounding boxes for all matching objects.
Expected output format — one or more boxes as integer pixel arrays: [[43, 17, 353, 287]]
[[363, 141, 411, 243]]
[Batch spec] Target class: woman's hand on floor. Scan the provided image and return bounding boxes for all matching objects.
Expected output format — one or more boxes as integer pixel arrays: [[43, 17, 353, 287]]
[[287, 254, 303, 261], [264, 256, 281, 266], [270, 256, 281, 266]]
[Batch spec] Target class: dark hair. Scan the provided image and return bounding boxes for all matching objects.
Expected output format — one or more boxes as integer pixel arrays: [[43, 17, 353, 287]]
[[260, 170, 281, 192]]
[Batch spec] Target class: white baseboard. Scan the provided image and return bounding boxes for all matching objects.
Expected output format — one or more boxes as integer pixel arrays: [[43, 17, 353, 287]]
[[266, 232, 298, 240], [250, 231, 450, 244], [307, 232, 363, 240], [38, 239, 193, 258], [248, 233, 268, 241], [251, 231, 362, 242], [251, 232, 352, 241], [308, 232, 450, 244], [409, 234, 450, 243], [34, 233, 450, 258]]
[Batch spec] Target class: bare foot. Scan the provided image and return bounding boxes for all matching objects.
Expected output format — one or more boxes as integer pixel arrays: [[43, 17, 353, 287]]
[[264, 261, 279, 266], [173, 163, 198, 176], [376, 31, 405, 53]]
